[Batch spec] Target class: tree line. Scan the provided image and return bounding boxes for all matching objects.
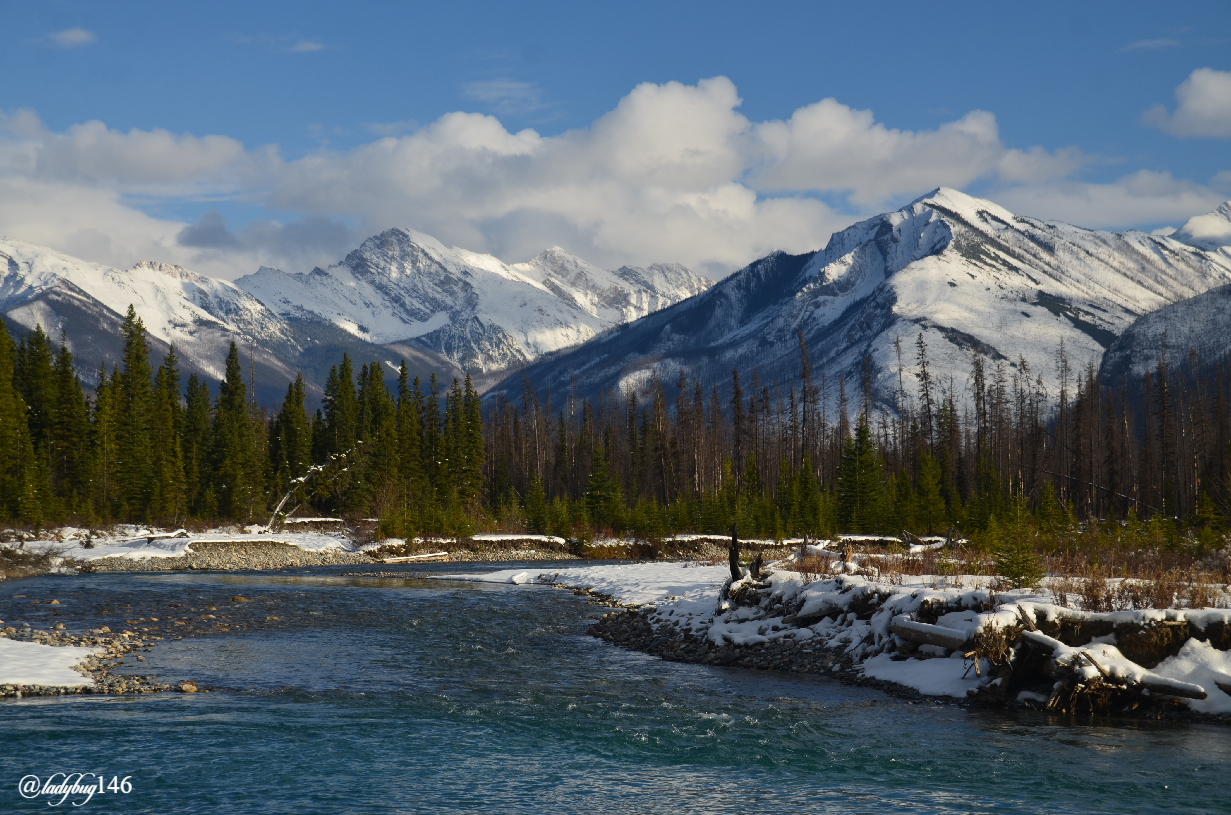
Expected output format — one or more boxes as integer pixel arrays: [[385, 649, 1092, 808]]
[[2, 310, 1228, 549]]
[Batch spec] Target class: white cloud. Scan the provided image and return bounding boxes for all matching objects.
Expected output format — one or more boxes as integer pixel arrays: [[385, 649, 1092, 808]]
[[0, 77, 1224, 283], [994, 170, 1225, 229], [1143, 68, 1231, 137], [288, 40, 323, 53], [0, 110, 268, 195], [1122, 38, 1180, 52], [50, 28, 96, 48]]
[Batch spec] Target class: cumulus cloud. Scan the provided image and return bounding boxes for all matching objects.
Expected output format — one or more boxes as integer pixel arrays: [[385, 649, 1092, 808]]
[[0, 109, 269, 195], [176, 210, 355, 271], [995, 170, 1225, 229], [50, 28, 96, 48], [1143, 68, 1231, 137], [0, 76, 1224, 282]]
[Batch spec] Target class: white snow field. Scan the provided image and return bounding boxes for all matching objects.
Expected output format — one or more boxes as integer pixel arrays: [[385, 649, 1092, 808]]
[[0, 638, 97, 687], [12, 527, 351, 561]]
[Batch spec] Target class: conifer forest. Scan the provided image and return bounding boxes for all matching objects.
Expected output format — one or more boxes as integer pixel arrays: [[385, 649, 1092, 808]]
[[3, 309, 1231, 573]]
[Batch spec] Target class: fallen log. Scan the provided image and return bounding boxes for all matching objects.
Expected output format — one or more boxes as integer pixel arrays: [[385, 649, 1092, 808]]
[[382, 552, 450, 563], [890, 617, 969, 650]]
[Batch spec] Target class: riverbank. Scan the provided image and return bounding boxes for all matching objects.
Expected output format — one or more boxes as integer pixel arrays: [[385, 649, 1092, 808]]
[[0, 625, 172, 698], [454, 557, 1231, 723]]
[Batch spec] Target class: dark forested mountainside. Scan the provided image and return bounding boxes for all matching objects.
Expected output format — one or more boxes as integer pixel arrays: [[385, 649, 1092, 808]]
[[2, 307, 1230, 549]]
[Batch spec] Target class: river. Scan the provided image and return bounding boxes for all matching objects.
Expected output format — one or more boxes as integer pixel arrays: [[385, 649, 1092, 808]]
[[1, 564, 1227, 814]]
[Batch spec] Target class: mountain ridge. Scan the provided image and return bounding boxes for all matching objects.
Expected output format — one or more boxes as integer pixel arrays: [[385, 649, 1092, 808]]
[[489, 188, 1231, 412]]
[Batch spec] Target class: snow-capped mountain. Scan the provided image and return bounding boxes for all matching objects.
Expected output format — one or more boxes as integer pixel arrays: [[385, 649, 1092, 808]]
[[1, 230, 710, 403], [235, 230, 712, 374], [0, 238, 313, 403], [491, 188, 1231, 411], [1172, 201, 1231, 259], [1100, 281, 1231, 390]]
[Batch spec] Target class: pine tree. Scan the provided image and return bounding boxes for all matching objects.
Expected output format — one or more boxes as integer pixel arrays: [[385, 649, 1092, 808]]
[[211, 342, 261, 521], [836, 414, 884, 533], [14, 325, 56, 522], [115, 306, 155, 520], [460, 374, 484, 506], [151, 347, 186, 522], [321, 354, 358, 458], [0, 322, 35, 520], [270, 373, 313, 495], [182, 374, 213, 516], [915, 452, 945, 535], [396, 366, 424, 503], [49, 338, 90, 513], [90, 364, 121, 518]]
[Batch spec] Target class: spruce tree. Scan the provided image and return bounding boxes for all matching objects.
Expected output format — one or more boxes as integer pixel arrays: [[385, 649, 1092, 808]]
[[49, 338, 89, 512], [182, 374, 213, 516], [915, 452, 945, 535], [0, 322, 35, 520], [270, 373, 312, 496], [91, 364, 120, 518], [211, 342, 261, 521], [151, 347, 186, 522], [836, 414, 884, 533], [115, 306, 155, 519]]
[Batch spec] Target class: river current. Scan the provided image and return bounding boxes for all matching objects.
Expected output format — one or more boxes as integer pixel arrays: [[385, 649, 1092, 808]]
[[1, 564, 1227, 814]]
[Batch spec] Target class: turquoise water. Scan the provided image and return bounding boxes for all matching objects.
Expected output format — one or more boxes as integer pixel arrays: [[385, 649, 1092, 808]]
[[1, 566, 1228, 814]]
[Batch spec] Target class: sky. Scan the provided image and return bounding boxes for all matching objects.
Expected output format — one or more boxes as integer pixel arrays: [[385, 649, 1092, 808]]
[[2, 0, 1229, 281]]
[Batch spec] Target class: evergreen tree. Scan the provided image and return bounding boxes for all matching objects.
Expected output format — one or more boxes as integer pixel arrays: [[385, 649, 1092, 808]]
[[151, 347, 186, 522], [915, 452, 946, 535], [115, 306, 155, 519], [211, 342, 261, 521], [0, 322, 34, 520], [321, 354, 358, 458], [270, 373, 313, 495], [90, 364, 120, 517], [395, 366, 424, 501], [836, 414, 884, 533], [182, 374, 213, 516], [49, 338, 90, 513], [991, 494, 1043, 589]]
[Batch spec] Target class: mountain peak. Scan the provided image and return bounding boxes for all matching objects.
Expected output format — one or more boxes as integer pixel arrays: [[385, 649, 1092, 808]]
[[1173, 201, 1231, 251], [910, 187, 1016, 224]]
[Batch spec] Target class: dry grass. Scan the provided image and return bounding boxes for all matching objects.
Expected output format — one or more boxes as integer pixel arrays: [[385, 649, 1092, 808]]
[[1045, 564, 1230, 611], [0, 544, 71, 579]]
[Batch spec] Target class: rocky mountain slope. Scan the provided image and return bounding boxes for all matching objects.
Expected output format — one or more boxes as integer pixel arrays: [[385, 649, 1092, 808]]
[[1100, 200, 1231, 390], [490, 188, 1231, 411], [235, 230, 712, 374], [1, 231, 709, 403]]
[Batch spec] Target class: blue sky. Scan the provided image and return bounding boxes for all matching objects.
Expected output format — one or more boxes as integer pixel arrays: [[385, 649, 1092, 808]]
[[2, 0, 1229, 279]]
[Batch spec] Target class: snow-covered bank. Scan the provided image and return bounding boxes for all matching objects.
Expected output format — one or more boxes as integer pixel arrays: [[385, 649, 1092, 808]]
[[0, 638, 96, 687], [453, 562, 729, 605], [13, 527, 351, 561], [452, 559, 1231, 717]]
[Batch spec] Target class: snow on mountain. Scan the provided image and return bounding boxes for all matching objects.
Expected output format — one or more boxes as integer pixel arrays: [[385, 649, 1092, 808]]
[[492, 188, 1231, 412], [1100, 281, 1231, 391], [236, 230, 713, 374], [0, 238, 304, 396], [1172, 201, 1231, 261], [510, 247, 713, 325]]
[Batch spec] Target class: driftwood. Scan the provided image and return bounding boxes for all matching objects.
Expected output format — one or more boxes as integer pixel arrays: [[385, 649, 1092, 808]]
[[890, 617, 969, 650], [382, 552, 449, 563], [728, 525, 742, 582], [1018, 629, 1208, 701]]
